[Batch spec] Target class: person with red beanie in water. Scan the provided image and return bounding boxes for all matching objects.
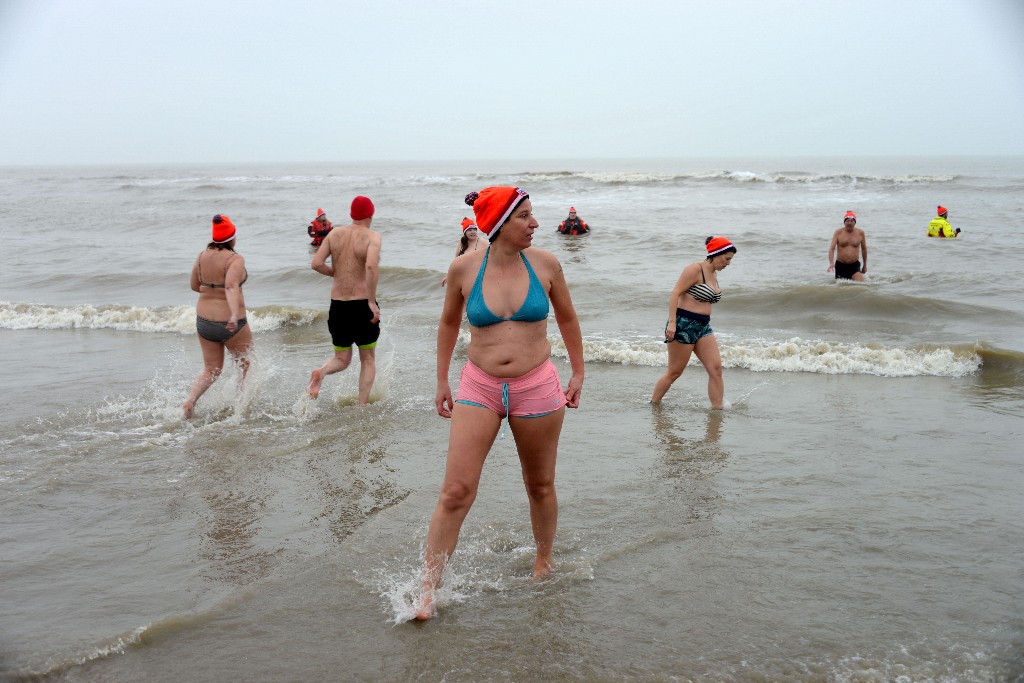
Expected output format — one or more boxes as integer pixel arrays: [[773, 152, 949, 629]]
[[415, 186, 585, 620], [307, 208, 333, 247], [651, 235, 737, 409], [308, 195, 382, 404], [183, 214, 253, 418]]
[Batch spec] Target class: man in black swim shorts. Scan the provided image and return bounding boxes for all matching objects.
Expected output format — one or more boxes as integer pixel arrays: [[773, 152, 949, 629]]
[[328, 299, 380, 350], [307, 195, 383, 404], [827, 211, 868, 281]]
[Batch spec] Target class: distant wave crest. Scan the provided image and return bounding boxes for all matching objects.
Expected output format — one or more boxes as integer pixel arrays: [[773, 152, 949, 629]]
[[516, 169, 957, 187]]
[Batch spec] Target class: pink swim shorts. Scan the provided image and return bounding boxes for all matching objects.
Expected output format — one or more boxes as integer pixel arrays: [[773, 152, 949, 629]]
[[455, 359, 567, 419]]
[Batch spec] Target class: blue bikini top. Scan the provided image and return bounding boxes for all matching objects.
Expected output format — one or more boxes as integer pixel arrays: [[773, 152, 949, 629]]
[[466, 247, 549, 328]]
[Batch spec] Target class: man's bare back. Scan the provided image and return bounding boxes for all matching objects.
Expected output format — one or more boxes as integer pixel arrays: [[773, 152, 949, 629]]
[[308, 196, 382, 403], [315, 223, 382, 301]]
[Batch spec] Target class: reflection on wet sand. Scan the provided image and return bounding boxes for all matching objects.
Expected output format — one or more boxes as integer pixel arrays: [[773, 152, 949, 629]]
[[558, 233, 589, 265], [304, 421, 410, 545], [651, 407, 728, 522], [186, 440, 277, 585]]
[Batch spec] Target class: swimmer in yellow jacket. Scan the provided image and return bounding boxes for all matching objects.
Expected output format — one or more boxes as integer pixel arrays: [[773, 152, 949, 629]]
[[927, 206, 960, 238]]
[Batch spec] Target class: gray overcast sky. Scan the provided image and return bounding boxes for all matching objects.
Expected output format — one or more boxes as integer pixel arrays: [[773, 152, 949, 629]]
[[1, 0, 1022, 164]]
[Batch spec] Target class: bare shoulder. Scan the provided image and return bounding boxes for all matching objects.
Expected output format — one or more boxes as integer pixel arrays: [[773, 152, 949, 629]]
[[524, 246, 560, 270], [453, 247, 485, 274], [682, 260, 702, 276], [528, 247, 567, 283]]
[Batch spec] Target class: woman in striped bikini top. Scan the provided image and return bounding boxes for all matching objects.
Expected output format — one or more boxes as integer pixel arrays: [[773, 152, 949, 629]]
[[685, 266, 722, 304], [652, 235, 737, 410]]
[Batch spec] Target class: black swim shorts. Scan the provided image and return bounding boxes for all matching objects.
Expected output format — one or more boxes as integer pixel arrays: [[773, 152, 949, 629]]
[[834, 260, 861, 280], [328, 299, 380, 350]]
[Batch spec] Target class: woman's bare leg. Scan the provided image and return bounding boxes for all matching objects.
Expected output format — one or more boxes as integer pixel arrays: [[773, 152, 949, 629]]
[[417, 403, 502, 619], [183, 336, 226, 418], [693, 334, 724, 409], [508, 408, 566, 579], [651, 341, 694, 403]]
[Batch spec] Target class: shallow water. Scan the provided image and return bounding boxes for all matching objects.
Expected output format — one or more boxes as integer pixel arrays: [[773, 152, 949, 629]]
[[1, 158, 1023, 681]]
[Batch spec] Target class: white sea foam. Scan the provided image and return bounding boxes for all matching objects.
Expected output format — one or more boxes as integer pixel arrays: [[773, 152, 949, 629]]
[[0, 301, 316, 334], [724, 337, 981, 377], [550, 335, 982, 377]]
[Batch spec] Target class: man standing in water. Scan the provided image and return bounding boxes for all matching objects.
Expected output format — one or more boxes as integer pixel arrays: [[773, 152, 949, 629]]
[[308, 195, 381, 403], [827, 211, 868, 281]]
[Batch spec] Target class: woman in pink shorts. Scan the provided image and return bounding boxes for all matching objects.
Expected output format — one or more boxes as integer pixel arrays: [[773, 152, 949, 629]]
[[416, 186, 585, 620]]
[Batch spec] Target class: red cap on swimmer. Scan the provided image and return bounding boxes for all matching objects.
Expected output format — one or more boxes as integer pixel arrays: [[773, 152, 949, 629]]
[[465, 187, 529, 242], [937, 205, 948, 217], [211, 214, 236, 243], [461, 217, 477, 233], [844, 211, 857, 222], [350, 196, 375, 220], [705, 235, 735, 257]]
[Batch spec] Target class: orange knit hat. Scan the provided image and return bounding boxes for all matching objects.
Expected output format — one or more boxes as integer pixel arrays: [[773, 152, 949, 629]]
[[461, 217, 477, 233], [705, 235, 735, 257], [937, 205, 948, 216], [316, 208, 325, 217], [351, 196, 374, 220], [211, 214, 236, 243], [844, 211, 857, 222], [465, 187, 529, 241]]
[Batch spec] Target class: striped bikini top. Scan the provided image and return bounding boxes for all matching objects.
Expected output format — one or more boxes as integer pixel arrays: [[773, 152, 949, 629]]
[[686, 265, 721, 304]]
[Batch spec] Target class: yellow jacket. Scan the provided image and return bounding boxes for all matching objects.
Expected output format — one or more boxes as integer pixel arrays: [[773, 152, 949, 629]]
[[927, 216, 956, 238]]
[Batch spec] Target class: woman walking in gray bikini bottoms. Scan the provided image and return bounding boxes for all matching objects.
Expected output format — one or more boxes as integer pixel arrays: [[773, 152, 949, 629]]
[[183, 214, 253, 418]]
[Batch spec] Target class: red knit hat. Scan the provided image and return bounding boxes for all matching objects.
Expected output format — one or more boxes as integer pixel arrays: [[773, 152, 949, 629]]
[[705, 235, 735, 257], [350, 196, 375, 220], [937, 205, 947, 216], [461, 217, 477, 233], [844, 211, 857, 222], [465, 187, 529, 241], [316, 208, 325, 217], [211, 214, 236, 243], [569, 206, 577, 213]]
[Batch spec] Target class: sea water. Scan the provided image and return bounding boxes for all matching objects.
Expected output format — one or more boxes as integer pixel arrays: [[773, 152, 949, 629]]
[[1, 157, 1022, 681]]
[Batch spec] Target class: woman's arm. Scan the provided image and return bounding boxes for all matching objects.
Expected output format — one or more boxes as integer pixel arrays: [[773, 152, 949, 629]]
[[190, 255, 202, 293], [546, 254, 585, 408], [436, 259, 467, 417], [665, 262, 699, 338], [223, 255, 246, 330]]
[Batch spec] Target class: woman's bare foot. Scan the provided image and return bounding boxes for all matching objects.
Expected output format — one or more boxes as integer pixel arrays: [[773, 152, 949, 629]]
[[307, 369, 323, 398], [414, 589, 435, 621], [182, 400, 195, 419], [531, 557, 553, 582]]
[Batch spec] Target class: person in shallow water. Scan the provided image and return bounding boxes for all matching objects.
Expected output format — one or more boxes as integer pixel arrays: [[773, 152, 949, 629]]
[[307, 196, 382, 404], [416, 186, 585, 620], [183, 214, 253, 418], [926, 205, 960, 238], [557, 206, 589, 235], [307, 208, 333, 247], [650, 235, 736, 409], [441, 217, 487, 287], [827, 211, 867, 281]]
